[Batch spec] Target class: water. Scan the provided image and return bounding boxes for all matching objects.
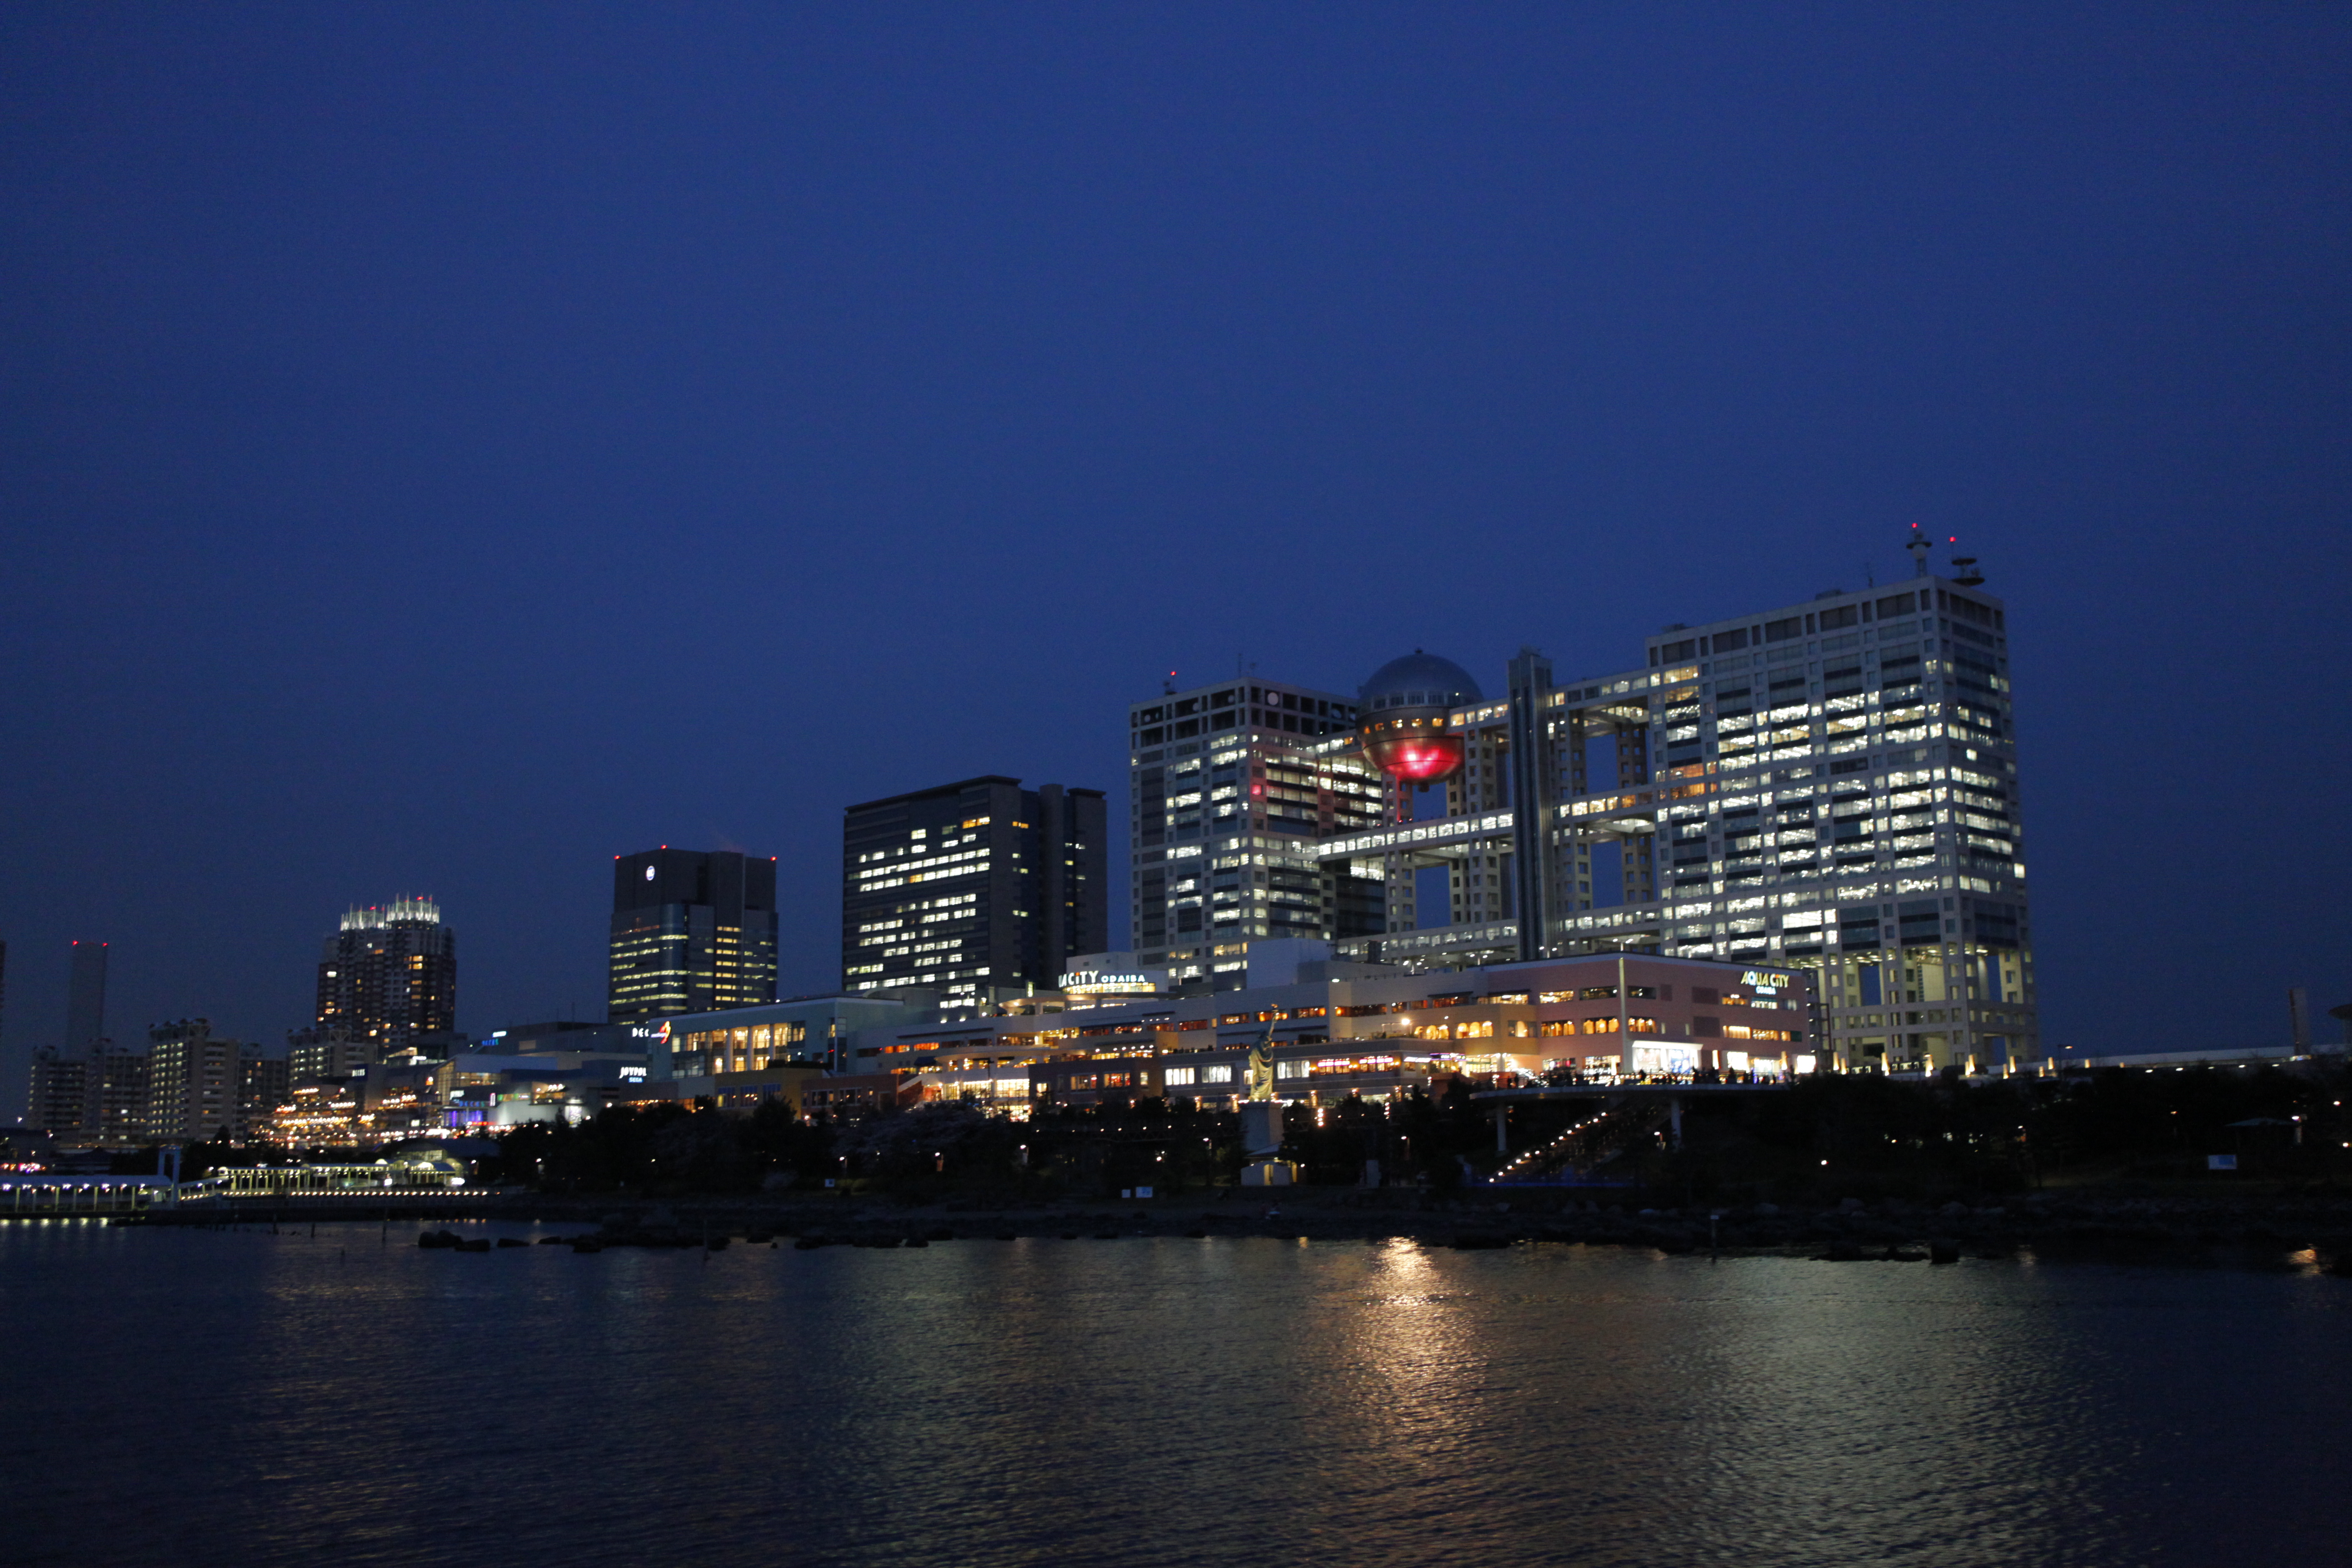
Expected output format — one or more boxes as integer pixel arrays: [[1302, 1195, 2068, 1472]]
[[2, 1221, 2345, 1567]]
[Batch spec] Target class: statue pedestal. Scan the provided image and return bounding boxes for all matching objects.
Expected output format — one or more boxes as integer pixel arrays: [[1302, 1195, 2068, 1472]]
[[1239, 1100, 1283, 1159]]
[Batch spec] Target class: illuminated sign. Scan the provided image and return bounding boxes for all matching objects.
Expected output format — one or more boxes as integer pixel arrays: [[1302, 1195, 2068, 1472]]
[[618, 1065, 647, 1082], [1742, 970, 1790, 989], [1061, 971, 1163, 995]]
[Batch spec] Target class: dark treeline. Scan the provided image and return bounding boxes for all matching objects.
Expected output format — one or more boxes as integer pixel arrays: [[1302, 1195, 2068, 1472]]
[[457, 1063, 2352, 1204]]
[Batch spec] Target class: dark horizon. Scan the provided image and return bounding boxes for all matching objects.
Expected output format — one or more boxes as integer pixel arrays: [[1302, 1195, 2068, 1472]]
[[2, 5, 2347, 1105]]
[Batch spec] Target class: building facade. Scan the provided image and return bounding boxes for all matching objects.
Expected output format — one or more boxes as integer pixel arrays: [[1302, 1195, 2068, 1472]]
[[315, 898, 457, 1059], [1122, 538, 2034, 1073], [842, 777, 1106, 1011], [608, 850, 779, 1025], [658, 993, 936, 1079], [27, 1050, 88, 1138], [869, 947, 1818, 1112], [147, 1019, 285, 1143], [1127, 679, 1385, 992]]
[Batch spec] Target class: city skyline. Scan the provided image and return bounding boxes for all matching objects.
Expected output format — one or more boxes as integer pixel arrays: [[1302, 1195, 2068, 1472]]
[[0, 529, 2332, 1092], [1, 8, 2346, 1110]]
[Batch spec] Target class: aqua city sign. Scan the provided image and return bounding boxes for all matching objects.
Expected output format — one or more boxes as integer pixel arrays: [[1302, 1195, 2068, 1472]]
[[1062, 971, 1161, 994], [1741, 970, 1791, 989]]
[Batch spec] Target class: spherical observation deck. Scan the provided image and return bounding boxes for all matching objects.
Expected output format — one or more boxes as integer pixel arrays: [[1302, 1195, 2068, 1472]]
[[1357, 650, 1483, 783]]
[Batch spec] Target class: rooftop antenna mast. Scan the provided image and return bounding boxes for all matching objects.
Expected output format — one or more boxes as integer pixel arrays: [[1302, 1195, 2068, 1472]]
[[1904, 527, 1935, 578]]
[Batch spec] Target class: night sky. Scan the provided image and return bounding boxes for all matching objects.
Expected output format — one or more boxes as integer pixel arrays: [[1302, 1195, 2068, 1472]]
[[3, 5, 2346, 1106]]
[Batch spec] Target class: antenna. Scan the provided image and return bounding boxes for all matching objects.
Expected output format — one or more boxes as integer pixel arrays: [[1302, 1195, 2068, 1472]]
[[1163, 669, 1176, 696], [1904, 527, 1934, 579], [1950, 539, 1984, 586]]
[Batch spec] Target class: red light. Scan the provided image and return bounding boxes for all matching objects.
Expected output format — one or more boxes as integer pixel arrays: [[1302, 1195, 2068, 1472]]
[[1366, 734, 1467, 782]]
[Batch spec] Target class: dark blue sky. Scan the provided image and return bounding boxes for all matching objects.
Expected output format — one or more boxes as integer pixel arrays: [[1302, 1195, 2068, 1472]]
[[3, 4, 2346, 1101]]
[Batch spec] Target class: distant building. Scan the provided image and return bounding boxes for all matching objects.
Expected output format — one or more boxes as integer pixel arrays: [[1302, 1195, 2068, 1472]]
[[315, 898, 457, 1060], [286, 1025, 377, 1081], [21, 940, 147, 1146], [147, 1019, 284, 1144], [479, 1019, 650, 1055], [26, 1050, 88, 1138], [82, 1047, 150, 1146], [65, 940, 107, 1057], [656, 994, 934, 1079], [608, 850, 779, 1025], [842, 776, 1107, 1011]]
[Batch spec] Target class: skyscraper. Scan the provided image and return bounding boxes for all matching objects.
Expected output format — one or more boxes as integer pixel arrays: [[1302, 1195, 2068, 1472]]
[[1127, 678, 1386, 990], [842, 777, 1106, 1009], [315, 898, 457, 1059], [608, 850, 779, 1025], [64, 939, 106, 1055]]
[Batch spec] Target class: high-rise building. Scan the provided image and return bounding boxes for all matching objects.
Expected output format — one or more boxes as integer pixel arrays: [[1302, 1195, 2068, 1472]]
[[1122, 537, 2034, 1072], [608, 850, 779, 1025], [23, 939, 147, 1145], [315, 899, 457, 1060], [84, 1047, 152, 1145], [842, 777, 1107, 1009], [65, 939, 107, 1056], [146, 1019, 284, 1144], [27, 1050, 87, 1137], [1127, 678, 1387, 990]]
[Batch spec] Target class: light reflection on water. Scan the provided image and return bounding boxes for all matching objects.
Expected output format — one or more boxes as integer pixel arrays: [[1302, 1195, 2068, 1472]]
[[1, 1222, 2344, 1567]]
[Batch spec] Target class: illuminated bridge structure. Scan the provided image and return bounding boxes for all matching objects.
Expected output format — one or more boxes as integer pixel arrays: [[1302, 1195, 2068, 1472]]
[[192, 1156, 471, 1200], [1, 1176, 178, 1215]]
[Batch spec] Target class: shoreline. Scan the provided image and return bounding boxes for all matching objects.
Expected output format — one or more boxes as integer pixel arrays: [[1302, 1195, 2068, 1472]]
[[95, 1187, 2352, 1274]]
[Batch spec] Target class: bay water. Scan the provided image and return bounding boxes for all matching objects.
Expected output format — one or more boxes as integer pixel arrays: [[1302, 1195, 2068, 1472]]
[[2, 1220, 2344, 1566]]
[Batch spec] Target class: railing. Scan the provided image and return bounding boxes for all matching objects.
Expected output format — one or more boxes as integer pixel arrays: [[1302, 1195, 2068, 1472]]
[[1, 1178, 176, 1215]]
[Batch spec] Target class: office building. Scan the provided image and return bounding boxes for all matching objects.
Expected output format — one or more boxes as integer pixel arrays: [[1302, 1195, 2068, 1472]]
[[315, 898, 457, 1059], [1128, 679, 1387, 991], [608, 850, 779, 1025], [842, 777, 1106, 1011], [1119, 534, 2033, 1073], [147, 1019, 285, 1144]]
